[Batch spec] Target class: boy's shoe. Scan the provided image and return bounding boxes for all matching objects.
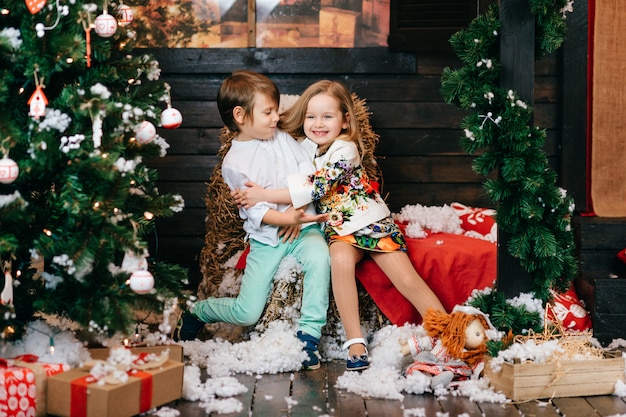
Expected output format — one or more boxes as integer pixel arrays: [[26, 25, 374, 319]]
[[343, 338, 370, 371], [172, 311, 204, 342], [296, 331, 321, 370]]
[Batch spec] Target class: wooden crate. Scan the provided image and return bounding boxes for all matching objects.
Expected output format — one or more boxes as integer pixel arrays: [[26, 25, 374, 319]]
[[483, 352, 624, 401]]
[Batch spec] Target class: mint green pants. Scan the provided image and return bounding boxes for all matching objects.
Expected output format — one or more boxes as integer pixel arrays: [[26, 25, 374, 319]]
[[192, 225, 330, 339]]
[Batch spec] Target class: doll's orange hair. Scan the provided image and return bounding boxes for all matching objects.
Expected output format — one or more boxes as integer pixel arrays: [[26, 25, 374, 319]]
[[423, 308, 489, 368]]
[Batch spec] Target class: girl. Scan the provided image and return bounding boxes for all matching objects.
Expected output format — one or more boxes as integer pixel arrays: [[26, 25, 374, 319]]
[[233, 80, 446, 371]]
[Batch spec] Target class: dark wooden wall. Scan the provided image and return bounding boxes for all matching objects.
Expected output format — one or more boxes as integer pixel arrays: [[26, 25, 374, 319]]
[[144, 47, 561, 289]]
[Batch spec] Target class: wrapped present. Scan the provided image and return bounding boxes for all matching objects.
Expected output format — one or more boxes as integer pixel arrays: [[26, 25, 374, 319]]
[[0, 354, 69, 417], [46, 348, 184, 417], [88, 344, 183, 363]]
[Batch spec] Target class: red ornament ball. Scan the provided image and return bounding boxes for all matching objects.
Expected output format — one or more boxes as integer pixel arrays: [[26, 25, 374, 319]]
[[0, 157, 19, 184], [117, 4, 134, 27], [135, 121, 156, 144], [161, 108, 183, 129], [94, 13, 118, 38], [129, 270, 154, 294]]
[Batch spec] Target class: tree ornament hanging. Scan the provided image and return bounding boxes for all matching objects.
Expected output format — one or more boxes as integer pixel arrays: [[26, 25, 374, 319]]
[[128, 270, 154, 294], [1, 268, 13, 305], [135, 121, 156, 144], [0, 156, 19, 184], [25, 0, 45, 14], [27, 69, 47, 120], [94, 12, 117, 38], [116, 3, 134, 27], [160, 83, 182, 129], [161, 107, 182, 129]]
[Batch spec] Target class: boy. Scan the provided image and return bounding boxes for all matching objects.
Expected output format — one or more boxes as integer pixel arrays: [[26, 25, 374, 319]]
[[175, 70, 330, 371]]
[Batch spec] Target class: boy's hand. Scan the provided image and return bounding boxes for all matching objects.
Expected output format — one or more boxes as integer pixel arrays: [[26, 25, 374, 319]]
[[279, 224, 300, 243]]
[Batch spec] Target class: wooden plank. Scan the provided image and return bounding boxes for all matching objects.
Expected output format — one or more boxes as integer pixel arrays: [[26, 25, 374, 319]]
[[379, 155, 485, 183], [290, 367, 330, 416], [251, 371, 294, 415], [439, 394, 484, 416], [497, 0, 536, 299], [154, 184, 210, 209], [573, 216, 626, 250], [516, 400, 562, 417], [381, 183, 493, 210], [146, 155, 218, 181], [326, 360, 367, 416], [159, 127, 223, 155], [552, 397, 600, 417], [365, 398, 405, 417], [477, 401, 525, 417], [148, 48, 418, 74], [560, 0, 590, 212], [155, 208, 206, 235], [586, 395, 626, 417], [400, 392, 443, 415]]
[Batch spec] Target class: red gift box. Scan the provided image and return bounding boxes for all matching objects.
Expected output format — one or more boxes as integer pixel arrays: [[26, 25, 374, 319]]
[[46, 359, 183, 417], [0, 354, 69, 417]]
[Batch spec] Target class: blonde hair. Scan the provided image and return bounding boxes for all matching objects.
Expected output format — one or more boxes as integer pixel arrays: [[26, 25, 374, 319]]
[[280, 80, 366, 157], [217, 70, 280, 133]]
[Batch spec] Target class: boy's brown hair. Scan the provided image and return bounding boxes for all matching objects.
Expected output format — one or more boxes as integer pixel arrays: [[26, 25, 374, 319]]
[[217, 70, 280, 133]]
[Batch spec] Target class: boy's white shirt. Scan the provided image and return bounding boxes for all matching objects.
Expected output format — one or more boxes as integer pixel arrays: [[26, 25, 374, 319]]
[[287, 138, 390, 236], [221, 130, 318, 247]]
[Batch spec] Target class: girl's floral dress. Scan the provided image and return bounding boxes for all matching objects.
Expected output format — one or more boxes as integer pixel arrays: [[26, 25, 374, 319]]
[[288, 139, 407, 252]]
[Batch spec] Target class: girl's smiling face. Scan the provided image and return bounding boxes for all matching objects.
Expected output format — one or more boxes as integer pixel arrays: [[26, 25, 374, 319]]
[[303, 93, 348, 151]]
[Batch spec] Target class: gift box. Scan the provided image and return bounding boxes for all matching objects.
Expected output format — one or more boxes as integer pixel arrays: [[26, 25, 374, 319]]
[[0, 354, 69, 417], [88, 344, 183, 363], [46, 359, 184, 417]]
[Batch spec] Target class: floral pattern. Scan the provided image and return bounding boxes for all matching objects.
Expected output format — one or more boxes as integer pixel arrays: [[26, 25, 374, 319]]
[[306, 157, 406, 252], [308, 158, 378, 226]]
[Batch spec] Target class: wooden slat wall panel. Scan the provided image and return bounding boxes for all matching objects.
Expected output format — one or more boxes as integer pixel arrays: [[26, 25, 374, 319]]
[[144, 48, 561, 288]]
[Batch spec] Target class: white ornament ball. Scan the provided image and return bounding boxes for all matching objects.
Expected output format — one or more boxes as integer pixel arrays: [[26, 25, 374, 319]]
[[94, 13, 118, 38], [129, 270, 154, 294], [117, 4, 134, 27], [0, 157, 19, 184], [161, 108, 183, 129], [135, 121, 156, 144]]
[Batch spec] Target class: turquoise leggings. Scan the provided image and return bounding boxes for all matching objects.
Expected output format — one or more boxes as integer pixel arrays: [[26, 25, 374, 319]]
[[192, 225, 330, 339]]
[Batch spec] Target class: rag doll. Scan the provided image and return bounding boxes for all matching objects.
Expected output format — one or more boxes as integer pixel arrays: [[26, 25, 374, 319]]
[[400, 306, 493, 389]]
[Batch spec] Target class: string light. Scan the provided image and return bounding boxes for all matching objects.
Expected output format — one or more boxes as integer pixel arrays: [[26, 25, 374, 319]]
[[43, 229, 52, 236]]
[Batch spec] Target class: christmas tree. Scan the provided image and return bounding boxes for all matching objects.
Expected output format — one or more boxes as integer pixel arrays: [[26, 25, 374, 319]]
[[0, 0, 187, 342]]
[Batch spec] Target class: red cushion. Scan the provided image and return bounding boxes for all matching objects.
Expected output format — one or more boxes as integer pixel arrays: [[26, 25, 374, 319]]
[[548, 285, 593, 332], [451, 202, 497, 241], [355, 230, 497, 325]]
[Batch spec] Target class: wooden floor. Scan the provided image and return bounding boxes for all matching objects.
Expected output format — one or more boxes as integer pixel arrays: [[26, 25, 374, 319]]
[[147, 360, 626, 417]]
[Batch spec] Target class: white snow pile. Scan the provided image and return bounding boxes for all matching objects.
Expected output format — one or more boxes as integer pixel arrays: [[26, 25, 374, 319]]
[[394, 203, 463, 238]]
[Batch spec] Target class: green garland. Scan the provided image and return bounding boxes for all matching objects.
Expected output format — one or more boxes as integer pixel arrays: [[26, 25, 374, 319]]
[[441, 0, 577, 302]]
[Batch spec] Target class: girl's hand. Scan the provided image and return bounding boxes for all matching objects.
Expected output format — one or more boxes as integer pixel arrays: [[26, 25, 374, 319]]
[[286, 206, 329, 224], [231, 181, 265, 209]]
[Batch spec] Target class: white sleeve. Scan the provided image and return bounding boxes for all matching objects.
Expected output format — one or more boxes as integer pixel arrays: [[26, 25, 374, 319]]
[[287, 174, 315, 209]]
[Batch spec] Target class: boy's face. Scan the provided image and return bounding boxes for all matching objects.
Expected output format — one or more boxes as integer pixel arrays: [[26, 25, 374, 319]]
[[235, 92, 280, 141]]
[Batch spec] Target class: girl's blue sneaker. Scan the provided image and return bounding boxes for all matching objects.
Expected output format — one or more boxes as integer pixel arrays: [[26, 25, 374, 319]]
[[344, 338, 369, 371]]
